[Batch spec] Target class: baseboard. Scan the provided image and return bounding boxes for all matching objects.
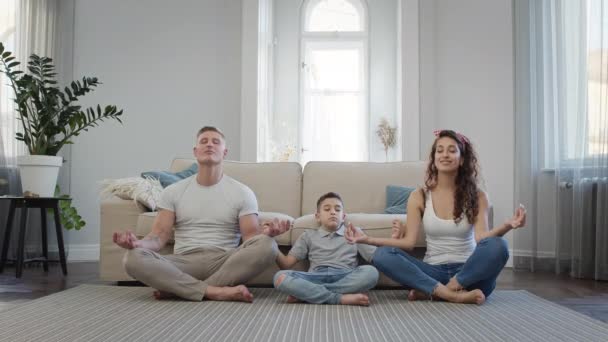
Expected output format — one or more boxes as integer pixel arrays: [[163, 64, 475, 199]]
[[506, 249, 556, 268], [511, 249, 555, 258], [48, 244, 100, 262]]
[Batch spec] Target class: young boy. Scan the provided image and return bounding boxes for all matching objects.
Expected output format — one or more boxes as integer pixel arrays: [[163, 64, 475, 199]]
[[273, 192, 379, 306]]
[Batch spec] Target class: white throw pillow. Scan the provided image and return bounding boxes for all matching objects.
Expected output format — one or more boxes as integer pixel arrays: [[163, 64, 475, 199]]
[[100, 177, 163, 210]]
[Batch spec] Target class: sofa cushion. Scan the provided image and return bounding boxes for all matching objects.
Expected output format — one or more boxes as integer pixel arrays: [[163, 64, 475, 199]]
[[135, 211, 293, 246], [292, 213, 426, 247], [301, 161, 427, 215]]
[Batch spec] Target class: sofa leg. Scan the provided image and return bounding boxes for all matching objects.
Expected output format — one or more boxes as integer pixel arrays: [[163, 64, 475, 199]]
[[116, 280, 144, 286]]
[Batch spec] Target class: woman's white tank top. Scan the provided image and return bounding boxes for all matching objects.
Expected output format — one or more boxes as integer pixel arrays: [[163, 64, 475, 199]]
[[422, 190, 476, 265]]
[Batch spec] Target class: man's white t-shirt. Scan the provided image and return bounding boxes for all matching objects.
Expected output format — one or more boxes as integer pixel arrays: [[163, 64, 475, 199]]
[[157, 175, 258, 254]]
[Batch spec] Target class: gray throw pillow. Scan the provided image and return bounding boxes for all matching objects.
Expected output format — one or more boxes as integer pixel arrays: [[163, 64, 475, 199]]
[[384, 185, 415, 214], [141, 163, 198, 188]]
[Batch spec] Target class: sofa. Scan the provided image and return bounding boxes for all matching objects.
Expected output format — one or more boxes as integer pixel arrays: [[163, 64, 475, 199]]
[[99, 158, 493, 286]]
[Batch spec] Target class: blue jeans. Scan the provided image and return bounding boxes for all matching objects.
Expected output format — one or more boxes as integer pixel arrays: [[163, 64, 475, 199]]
[[273, 265, 379, 304], [372, 237, 509, 297]]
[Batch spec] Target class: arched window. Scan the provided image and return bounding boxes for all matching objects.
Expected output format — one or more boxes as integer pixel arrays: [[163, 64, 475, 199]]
[[305, 0, 365, 32], [299, 0, 369, 164]]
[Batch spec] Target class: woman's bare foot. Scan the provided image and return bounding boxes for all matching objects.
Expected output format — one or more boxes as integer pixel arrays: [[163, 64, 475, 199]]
[[153, 290, 177, 300], [454, 289, 485, 305], [407, 289, 431, 301], [433, 284, 485, 305], [204, 285, 254, 302], [286, 295, 302, 303], [340, 293, 370, 306]]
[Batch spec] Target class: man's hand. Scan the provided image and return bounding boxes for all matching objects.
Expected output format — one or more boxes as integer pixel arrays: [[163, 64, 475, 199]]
[[112, 230, 142, 250], [344, 222, 370, 244], [261, 218, 291, 237]]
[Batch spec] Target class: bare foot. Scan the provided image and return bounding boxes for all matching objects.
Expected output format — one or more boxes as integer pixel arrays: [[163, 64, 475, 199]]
[[454, 289, 485, 305], [153, 290, 178, 300], [204, 285, 254, 303], [286, 295, 302, 303], [446, 277, 463, 291], [340, 293, 370, 306], [407, 289, 431, 301]]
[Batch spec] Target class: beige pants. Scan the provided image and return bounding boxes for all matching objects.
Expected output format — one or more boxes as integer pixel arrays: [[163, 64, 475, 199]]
[[123, 234, 277, 301]]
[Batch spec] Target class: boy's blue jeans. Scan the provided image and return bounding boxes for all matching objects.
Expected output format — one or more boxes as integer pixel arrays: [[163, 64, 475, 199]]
[[273, 265, 379, 304], [372, 237, 509, 297]]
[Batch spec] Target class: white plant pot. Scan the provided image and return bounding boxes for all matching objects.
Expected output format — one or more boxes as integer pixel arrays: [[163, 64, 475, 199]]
[[17, 155, 63, 197]]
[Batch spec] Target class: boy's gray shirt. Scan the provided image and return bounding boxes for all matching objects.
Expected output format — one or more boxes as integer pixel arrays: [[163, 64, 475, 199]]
[[288, 224, 377, 272]]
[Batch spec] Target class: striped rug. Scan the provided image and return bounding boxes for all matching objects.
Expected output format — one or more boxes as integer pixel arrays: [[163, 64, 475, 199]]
[[0, 285, 607, 342]]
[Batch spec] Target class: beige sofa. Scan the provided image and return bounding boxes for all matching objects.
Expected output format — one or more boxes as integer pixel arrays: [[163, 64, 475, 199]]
[[100, 159, 492, 286]]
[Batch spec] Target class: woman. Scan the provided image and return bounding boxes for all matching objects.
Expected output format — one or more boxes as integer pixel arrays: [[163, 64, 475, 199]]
[[346, 130, 526, 305]]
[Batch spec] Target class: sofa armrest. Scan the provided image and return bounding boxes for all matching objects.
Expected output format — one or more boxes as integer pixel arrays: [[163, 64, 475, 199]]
[[99, 195, 148, 281]]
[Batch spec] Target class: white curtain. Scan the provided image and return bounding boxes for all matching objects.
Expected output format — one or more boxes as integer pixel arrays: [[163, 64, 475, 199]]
[[515, 0, 608, 280], [0, 0, 60, 261]]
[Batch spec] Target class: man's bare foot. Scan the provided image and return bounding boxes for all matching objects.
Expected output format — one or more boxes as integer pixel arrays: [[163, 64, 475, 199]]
[[153, 290, 178, 300], [340, 293, 370, 306], [454, 289, 485, 305], [286, 295, 302, 303], [407, 289, 431, 301], [204, 285, 254, 303]]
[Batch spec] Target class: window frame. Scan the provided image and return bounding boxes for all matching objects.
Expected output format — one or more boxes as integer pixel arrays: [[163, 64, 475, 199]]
[[298, 0, 370, 163]]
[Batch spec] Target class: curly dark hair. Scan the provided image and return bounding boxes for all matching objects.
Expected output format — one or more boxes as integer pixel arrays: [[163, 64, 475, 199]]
[[424, 130, 480, 224]]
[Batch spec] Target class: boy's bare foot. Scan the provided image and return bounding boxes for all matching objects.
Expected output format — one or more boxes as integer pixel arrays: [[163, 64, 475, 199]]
[[454, 289, 485, 305], [340, 293, 370, 306], [286, 295, 302, 303], [204, 285, 254, 302], [153, 290, 177, 300]]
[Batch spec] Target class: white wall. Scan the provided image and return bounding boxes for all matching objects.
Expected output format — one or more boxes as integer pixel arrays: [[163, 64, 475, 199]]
[[419, 0, 516, 259], [66, 0, 243, 248]]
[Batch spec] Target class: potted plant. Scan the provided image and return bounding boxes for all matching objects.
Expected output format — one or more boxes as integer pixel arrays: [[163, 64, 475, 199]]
[[0, 42, 124, 197]]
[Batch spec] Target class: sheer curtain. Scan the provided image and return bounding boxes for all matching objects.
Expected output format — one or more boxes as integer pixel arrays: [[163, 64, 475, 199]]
[[514, 0, 608, 280], [0, 0, 60, 262]]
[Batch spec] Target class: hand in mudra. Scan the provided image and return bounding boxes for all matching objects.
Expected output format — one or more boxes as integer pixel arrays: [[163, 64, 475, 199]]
[[507, 204, 527, 229], [112, 230, 141, 249], [345, 222, 370, 244], [391, 219, 404, 239], [261, 218, 291, 237]]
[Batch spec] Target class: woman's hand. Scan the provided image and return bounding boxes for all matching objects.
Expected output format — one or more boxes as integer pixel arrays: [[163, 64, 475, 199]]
[[391, 219, 404, 239], [345, 222, 371, 244], [506, 204, 527, 229]]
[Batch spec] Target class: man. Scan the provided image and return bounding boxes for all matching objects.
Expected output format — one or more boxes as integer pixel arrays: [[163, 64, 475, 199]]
[[113, 126, 288, 302]]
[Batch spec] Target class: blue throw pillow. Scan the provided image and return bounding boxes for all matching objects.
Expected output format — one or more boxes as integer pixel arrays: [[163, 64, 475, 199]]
[[384, 185, 416, 214], [141, 163, 198, 188]]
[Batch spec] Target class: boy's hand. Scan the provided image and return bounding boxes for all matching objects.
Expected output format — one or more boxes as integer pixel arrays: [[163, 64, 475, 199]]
[[345, 222, 370, 244], [391, 219, 404, 239], [261, 218, 291, 237]]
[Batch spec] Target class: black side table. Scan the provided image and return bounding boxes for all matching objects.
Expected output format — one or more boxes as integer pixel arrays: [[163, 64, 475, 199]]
[[0, 196, 70, 278]]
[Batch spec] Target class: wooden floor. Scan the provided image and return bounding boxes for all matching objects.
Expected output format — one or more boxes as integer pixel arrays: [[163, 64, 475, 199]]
[[1, 262, 607, 323]]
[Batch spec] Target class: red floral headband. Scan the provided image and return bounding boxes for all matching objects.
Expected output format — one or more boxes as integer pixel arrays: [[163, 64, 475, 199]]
[[433, 129, 470, 146]]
